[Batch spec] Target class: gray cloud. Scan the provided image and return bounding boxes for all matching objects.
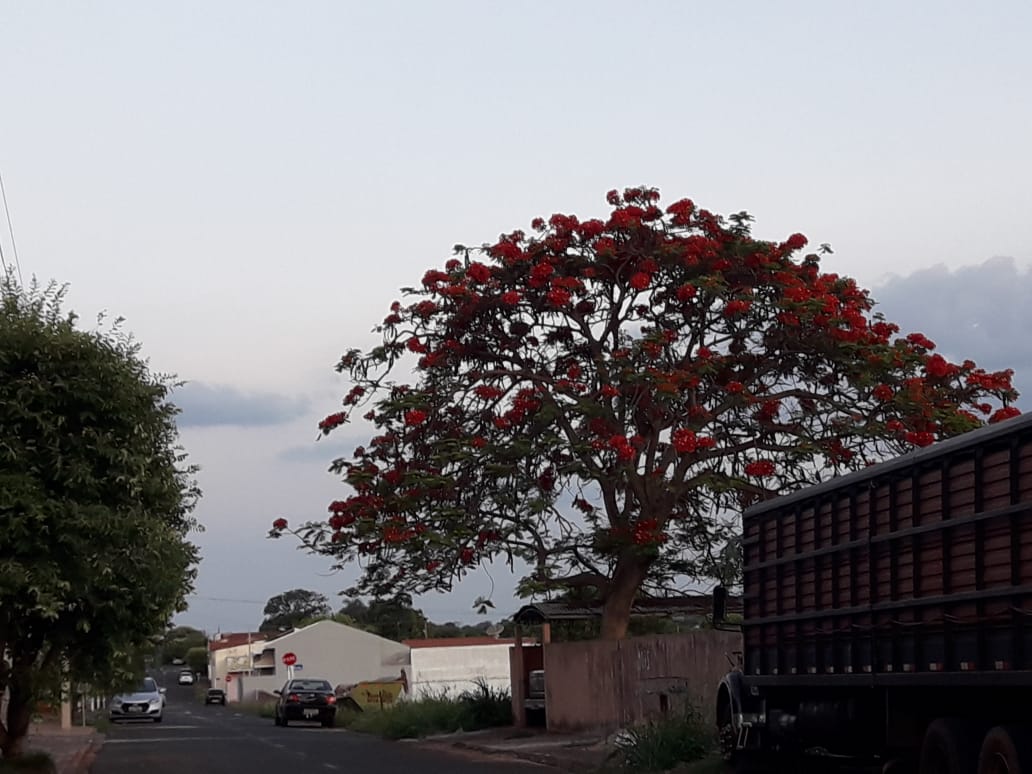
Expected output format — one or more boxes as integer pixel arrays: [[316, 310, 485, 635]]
[[173, 382, 310, 428], [278, 434, 370, 464], [873, 256, 1032, 401]]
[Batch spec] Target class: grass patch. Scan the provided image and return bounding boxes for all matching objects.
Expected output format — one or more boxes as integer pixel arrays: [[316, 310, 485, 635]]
[[345, 679, 511, 740], [0, 752, 57, 773], [235, 699, 276, 719], [91, 715, 111, 734], [614, 705, 713, 772]]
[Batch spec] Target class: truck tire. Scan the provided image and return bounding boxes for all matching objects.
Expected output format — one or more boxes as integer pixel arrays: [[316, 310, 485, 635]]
[[920, 718, 982, 774], [977, 725, 1032, 774]]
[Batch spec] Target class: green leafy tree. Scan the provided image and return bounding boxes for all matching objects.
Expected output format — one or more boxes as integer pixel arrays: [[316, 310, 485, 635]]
[[277, 188, 1018, 639], [0, 279, 199, 757], [161, 626, 207, 663], [185, 647, 208, 675], [260, 589, 331, 632]]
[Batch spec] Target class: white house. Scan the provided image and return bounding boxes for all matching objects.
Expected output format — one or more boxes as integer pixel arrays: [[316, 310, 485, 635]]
[[229, 620, 410, 702], [402, 637, 517, 700], [208, 631, 269, 693]]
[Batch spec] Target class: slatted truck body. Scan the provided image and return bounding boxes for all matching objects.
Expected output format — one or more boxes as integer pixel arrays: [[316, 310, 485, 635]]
[[716, 412, 1032, 773]]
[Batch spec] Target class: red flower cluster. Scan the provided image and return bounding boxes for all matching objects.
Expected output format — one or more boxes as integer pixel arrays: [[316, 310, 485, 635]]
[[990, 406, 1021, 424], [676, 283, 697, 301], [319, 412, 347, 432], [272, 518, 288, 530], [925, 354, 960, 380], [872, 384, 894, 402], [630, 518, 667, 546], [672, 429, 698, 453], [744, 460, 776, 477], [630, 272, 651, 290], [905, 431, 936, 447], [546, 287, 572, 307], [466, 262, 492, 283], [501, 290, 522, 306], [784, 233, 808, 251], [723, 299, 752, 317], [404, 409, 428, 426], [609, 435, 636, 462]]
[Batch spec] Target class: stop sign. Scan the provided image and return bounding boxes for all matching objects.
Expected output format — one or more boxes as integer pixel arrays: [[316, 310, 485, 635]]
[[282, 652, 297, 666]]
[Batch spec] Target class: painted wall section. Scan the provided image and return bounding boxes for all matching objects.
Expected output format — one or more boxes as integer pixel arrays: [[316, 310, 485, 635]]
[[405, 642, 513, 700]]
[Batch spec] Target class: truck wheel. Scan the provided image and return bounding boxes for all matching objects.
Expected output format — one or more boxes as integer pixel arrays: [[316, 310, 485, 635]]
[[977, 725, 1032, 774], [920, 718, 982, 774]]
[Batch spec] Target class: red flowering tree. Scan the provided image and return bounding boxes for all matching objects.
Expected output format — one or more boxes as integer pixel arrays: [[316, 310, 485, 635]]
[[280, 188, 1019, 639]]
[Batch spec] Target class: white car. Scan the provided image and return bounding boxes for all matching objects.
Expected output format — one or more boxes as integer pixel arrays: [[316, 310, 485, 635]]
[[177, 670, 195, 685], [110, 677, 165, 722]]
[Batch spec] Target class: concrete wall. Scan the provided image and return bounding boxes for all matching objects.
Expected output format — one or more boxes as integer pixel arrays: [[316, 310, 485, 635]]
[[542, 630, 742, 733], [232, 620, 409, 701], [407, 643, 513, 700]]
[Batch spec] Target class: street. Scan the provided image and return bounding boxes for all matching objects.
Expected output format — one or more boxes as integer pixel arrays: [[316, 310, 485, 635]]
[[92, 673, 552, 774]]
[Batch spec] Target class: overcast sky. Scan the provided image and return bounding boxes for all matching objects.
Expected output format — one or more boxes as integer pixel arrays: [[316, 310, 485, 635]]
[[2, 1, 1030, 634]]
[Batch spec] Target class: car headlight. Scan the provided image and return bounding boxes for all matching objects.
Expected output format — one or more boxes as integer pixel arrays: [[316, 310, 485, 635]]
[[149, 698, 162, 707]]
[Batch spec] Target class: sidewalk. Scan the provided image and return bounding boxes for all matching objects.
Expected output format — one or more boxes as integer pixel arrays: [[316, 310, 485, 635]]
[[417, 727, 616, 772], [24, 723, 101, 774]]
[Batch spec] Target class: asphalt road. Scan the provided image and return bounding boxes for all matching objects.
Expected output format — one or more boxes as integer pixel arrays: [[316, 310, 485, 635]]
[[92, 673, 552, 774]]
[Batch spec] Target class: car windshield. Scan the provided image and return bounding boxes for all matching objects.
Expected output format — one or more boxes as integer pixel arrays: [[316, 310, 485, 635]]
[[288, 679, 331, 692], [137, 678, 158, 693]]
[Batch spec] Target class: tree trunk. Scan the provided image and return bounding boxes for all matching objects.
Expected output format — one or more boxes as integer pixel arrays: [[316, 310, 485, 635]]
[[0, 666, 34, 759], [600, 552, 652, 639]]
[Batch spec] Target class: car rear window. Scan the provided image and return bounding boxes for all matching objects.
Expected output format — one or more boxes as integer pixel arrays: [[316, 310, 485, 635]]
[[289, 680, 332, 692]]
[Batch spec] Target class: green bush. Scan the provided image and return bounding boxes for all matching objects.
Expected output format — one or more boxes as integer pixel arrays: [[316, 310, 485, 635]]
[[0, 752, 57, 773], [345, 679, 511, 739], [615, 705, 713, 772]]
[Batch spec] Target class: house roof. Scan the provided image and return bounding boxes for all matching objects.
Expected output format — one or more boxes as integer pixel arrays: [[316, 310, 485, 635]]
[[513, 594, 742, 625], [402, 637, 522, 649], [208, 632, 268, 652]]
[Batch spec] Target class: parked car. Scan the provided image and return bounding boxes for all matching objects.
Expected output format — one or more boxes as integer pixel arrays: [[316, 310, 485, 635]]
[[110, 677, 165, 722], [273, 678, 337, 727], [177, 670, 195, 686], [170, 658, 185, 666], [204, 688, 226, 705]]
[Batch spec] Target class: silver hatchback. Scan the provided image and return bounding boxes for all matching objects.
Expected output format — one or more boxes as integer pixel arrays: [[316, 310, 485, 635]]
[[109, 677, 165, 722]]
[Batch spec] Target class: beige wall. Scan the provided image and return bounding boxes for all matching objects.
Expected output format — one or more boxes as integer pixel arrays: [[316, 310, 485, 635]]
[[542, 630, 742, 733]]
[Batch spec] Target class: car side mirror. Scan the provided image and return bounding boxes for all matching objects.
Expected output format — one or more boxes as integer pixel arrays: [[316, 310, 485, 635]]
[[160, 688, 167, 694]]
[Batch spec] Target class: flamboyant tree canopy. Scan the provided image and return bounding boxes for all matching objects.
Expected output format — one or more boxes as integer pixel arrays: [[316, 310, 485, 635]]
[[278, 187, 1018, 638]]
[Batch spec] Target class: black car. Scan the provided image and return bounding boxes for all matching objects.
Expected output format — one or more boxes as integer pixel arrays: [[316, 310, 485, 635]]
[[273, 678, 337, 727], [205, 688, 226, 705]]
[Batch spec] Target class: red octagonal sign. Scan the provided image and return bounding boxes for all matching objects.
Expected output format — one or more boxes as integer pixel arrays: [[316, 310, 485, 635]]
[[282, 652, 297, 666]]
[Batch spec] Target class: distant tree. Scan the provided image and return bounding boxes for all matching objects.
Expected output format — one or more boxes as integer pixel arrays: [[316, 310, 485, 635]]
[[162, 626, 207, 663], [185, 647, 208, 675], [0, 279, 199, 758], [279, 187, 1018, 639], [260, 589, 331, 632]]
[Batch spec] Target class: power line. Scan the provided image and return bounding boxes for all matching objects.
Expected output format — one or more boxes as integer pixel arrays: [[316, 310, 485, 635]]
[[0, 169, 23, 284], [187, 594, 266, 605]]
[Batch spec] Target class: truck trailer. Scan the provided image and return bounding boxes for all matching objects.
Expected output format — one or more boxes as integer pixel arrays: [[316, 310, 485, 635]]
[[716, 412, 1032, 773]]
